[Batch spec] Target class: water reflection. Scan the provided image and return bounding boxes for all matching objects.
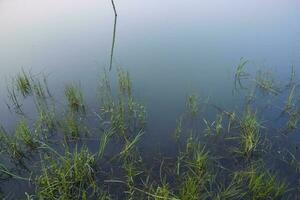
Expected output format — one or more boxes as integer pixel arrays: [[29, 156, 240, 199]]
[[109, 0, 118, 71]]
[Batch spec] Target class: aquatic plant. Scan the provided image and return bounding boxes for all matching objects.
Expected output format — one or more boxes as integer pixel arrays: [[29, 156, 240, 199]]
[[99, 68, 146, 139], [215, 114, 223, 135], [65, 83, 85, 113], [34, 102, 56, 137], [255, 70, 280, 95], [203, 114, 223, 136], [98, 128, 114, 159], [179, 175, 201, 200], [186, 145, 210, 177], [15, 70, 32, 97], [186, 94, 199, 117], [285, 111, 298, 133], [211, 178, 246, 200], [286, 65, 296, 89], [284, 84, 296, 113], [117, 68, 132, 96], [0, 129, 25, 163], [15, 120, 38, 150], [174, 116, 183, 141], [210, 104, 237, 133], [237, 109, 261, 158], [2, 65, 300, 199], [153, 183, 172, 200], [119, 130, 144, 157], [36, 146, 96, 199], [6, 86, 23, 115], [234, 58, 249, 90], [234, 167, 287, 200], [62, 113, 83, 139]]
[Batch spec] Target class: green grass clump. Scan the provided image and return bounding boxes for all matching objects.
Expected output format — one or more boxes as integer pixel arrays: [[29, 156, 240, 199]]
[[203, 114, 223, 136], [186, 94, 199, 117], [65, 84, 85, 113], [15, 120, 38, 150], [62, 113, 81, 139], [187, 145, 209, 177], [98, 129, 114, 159], [238, 110, 261, 158], [99, 69, 146, 139], [174, 117, 183, 141], [117, 68, 132, 96], [255, 70, 280, 95], [235, 167, 287, 200], [211, 178, 246, 200], [179, 175, 202, 200], [178, 138, 211, 199], [36, 146, 96, 199], [286, 111, 298, 132], [0, 127, 25, 163], [15, 70, 32, 97], [153, 184, 172, 200], [2, 64, 300, 199], [34, 103, 56, 136]]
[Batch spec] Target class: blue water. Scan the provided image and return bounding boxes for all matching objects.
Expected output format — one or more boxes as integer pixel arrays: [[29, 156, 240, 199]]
[[0, 0, 300, 198]]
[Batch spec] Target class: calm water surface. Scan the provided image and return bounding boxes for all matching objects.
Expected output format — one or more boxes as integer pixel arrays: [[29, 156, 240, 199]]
[[1, 0, 299, 138], [0, 0, 300, 197]]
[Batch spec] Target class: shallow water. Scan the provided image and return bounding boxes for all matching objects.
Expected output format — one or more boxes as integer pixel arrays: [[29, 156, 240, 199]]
[[0, 0, 300, 199], [1, 0, 299, 120]]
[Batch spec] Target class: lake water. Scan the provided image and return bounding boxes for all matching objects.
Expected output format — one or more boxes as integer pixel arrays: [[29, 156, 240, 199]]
[[1, 0, 300, 149], [0, 0, 300, 199]]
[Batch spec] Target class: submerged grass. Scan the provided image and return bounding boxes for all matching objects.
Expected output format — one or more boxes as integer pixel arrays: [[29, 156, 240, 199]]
[[234, 58, 249, 90], [65, 83, 85, 114], [15, 120, 39, 150], [36, 146, 96, 199], [237, 109, 261, 158], [255, 70, 280, 95], [234, 166, 287, 200], [15, 70, 32, 98], [1, 63, 300, 199], [186, 94, 199, 117]]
